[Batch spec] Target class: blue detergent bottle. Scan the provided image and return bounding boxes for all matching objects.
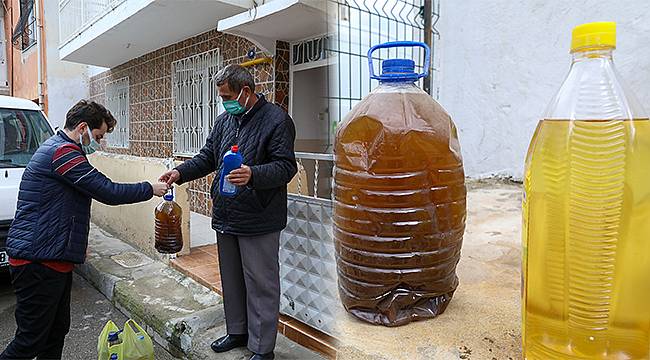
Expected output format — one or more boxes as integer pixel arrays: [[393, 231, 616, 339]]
[[220, 145, 243, 197]]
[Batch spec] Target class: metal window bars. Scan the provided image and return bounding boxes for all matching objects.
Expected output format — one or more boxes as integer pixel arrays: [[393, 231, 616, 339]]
[[291, 35, 330, 69], [13, 0, 37, 51], [171, 49, 224, 157], [105, 77, 130, 148]]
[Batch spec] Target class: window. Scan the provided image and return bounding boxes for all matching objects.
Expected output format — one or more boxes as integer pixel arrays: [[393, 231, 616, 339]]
[[0, 108, 53, 167], [291, 35, 329, 69], [12, 0, 37, 51], [105, 77, 130, 148], [171, 49, 224, 156]]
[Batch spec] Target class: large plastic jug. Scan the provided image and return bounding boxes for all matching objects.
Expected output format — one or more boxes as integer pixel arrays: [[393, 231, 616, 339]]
[[220, 145, 243, 197], [523, 22, 650, 359], [154, 189, 183, 254], [334, 41, 467, 327]]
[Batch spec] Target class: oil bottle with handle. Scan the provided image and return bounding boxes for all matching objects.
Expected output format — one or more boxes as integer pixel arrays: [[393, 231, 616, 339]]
[[334, 41, 466, 327], [154, 187, 183, 254]]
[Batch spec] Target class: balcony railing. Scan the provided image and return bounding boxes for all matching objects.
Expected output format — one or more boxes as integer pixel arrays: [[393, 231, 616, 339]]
[[293, 152, 334, 201], [58, 0, 126, 47]]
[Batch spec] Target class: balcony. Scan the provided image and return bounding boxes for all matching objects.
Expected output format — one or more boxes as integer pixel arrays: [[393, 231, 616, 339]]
[[58, 0, 250, 68], [217, 0, 328, 54]]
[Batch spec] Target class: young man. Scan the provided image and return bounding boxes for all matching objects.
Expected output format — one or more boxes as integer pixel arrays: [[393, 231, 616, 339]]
[[0, 100, 169, 359], [160, 65, 297, 360]]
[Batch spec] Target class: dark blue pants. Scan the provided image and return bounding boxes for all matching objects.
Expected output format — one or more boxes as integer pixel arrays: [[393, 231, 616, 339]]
[[0, 263, 72, 360]]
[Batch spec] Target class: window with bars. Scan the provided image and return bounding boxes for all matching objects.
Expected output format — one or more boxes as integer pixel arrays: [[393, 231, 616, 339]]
[[104, 77, 130, 148], [13, 0, 37, 51], [291, 35, 330, 70], [172, 49, 224, 156]]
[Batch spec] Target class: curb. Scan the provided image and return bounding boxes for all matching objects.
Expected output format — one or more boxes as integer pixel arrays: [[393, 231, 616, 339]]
[[76, 224, 224, 357]]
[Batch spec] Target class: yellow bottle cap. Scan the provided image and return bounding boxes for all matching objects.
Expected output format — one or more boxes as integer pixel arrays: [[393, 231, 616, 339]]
[[571, 22, 616, 52]]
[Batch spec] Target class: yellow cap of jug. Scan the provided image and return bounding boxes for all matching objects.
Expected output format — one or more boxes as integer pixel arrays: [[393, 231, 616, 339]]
[[571, 22, 616, 52]]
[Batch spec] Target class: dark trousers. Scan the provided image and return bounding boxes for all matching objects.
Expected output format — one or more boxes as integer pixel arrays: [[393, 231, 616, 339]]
[[0, 263, 72, 360], [217, 231, 281, 354]]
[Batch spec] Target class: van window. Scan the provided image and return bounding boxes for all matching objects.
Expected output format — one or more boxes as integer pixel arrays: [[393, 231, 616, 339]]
[[0, 108, 53, 167]]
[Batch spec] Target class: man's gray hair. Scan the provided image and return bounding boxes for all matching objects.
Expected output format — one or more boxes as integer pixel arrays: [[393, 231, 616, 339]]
[[214, 64, 256, 93]]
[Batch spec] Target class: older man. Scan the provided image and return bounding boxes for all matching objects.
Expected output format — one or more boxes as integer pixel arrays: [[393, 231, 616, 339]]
[[160, 65, 297, 360]]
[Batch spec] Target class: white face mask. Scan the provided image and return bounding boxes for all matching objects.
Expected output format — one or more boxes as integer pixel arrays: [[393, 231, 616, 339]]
[[80, 126, 102, 154]]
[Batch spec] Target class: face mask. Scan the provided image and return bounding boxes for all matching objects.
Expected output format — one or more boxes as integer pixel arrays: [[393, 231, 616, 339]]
[[223, 89, 250, 115], [80, 126, 102, 154]]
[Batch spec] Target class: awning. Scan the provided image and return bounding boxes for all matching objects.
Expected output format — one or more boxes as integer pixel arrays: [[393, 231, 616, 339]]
[[217, 0, 328, 54]]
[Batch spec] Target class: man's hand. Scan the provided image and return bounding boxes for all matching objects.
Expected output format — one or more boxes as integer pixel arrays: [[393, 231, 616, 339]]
[[226, 165, 252, 186], [159, 169, 181, 186], [152, 183, 170, 197]]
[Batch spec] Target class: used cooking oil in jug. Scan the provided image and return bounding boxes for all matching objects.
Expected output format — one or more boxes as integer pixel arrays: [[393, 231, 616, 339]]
[[334, 41, 467, 327], [523, 22, 650, 359], [154, 189, 183, 254]]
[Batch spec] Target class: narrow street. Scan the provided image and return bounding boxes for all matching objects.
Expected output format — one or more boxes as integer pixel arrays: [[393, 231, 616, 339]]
[[0, 270, 177, 360]]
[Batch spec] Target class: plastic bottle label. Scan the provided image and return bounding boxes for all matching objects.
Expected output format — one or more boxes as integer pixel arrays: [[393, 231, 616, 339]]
[[222, 179, 236, 193]]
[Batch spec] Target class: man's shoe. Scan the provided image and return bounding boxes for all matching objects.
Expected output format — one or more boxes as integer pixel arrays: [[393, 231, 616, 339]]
[[210, 334, 248, 353], [249, 352, 275, 360]]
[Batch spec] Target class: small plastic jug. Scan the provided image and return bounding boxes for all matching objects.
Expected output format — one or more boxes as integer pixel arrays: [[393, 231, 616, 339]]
[[220, 144, 243, 197], [154, 189, 183, 254]]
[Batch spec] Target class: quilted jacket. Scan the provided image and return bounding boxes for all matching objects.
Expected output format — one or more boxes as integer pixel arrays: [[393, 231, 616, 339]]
[[6, 131, 153, 263], [176, 95, 297, 236]]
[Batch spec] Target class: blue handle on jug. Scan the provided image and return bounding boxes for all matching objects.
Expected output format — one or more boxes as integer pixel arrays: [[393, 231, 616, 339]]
[[367, 41, 430, 80]]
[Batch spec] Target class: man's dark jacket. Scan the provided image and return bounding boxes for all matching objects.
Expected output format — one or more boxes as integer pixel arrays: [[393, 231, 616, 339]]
[[6, 131, 153, 263], [176, 95, 297, 236]]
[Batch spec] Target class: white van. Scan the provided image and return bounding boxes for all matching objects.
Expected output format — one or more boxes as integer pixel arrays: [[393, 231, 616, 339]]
[[0, 96, 55, 271]]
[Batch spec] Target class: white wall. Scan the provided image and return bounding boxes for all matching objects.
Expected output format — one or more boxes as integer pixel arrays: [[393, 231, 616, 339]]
[[437, 0, 650, 179], [292, 66, 329, 150], [89, 153, 191, 259], [43, 0, 94, 129]]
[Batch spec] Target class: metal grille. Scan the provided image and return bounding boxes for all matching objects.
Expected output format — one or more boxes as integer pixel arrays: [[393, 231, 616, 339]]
[[291, 35, 330, 69], [281, 152, 337, 336], [105, 77, 129, 148], [171, 49, 224, 156], [326, 0, 438, 143], [14, 0, 37, 51]]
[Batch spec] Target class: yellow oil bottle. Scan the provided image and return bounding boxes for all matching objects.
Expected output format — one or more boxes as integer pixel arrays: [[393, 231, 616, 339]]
[[523, 22, 650, 359]]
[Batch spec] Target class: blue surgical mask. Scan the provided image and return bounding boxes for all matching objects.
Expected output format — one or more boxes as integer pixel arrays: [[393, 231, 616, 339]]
[[81, 126, 102, 154], [223, 89, 250, 115]]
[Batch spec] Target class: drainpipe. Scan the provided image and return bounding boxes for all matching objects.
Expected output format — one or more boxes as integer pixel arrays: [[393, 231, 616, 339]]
[[34, 0, 44, 109]]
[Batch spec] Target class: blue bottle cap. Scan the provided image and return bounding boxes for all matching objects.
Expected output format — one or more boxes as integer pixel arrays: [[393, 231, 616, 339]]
[[108, 331, 119, 342], [163, 193, 174, 201], [381, 58, 417, 82]]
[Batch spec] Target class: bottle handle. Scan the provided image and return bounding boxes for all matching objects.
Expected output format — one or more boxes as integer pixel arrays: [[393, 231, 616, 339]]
[[164, 157, 175, 199], [367, 41, 430, 80]]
